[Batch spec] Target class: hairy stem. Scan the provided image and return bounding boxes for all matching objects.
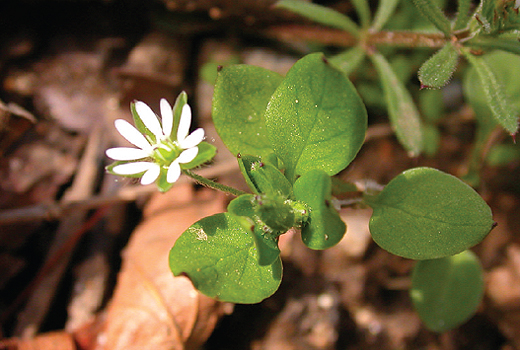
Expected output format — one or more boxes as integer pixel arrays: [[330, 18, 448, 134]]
[[265, 25, 448, 48], [183, 169, 248, 197]]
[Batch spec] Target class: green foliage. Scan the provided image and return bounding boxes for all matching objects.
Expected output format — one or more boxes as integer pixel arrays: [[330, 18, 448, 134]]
[[371, 0, 401, 31], [462, 49, 519, 135], [366, 167, 494, 260], [370, 52, 424, 156], [418, 42, 459, 89], [293, 170, 346, 250], [212, 65, 283, 158], [163, 0, 510, 332], [275, 0, 359, 36], [411, 250, 484, 332], [169, 213, 283, 303], [411, 0, 452, 36], [265, 53, 367, 183]]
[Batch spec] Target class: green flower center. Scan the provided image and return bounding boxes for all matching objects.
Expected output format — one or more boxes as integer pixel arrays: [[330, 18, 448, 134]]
[[152, 140, 182, 166]]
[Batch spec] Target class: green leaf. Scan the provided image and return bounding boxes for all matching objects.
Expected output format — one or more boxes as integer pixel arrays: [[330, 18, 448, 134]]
[[293, 170, 346, 250], [237, 154, 292, 197], [486, 144, 520, 166], [366, 167, 494, 260], [265, 53, 367, 183], [411, 250, 484, 332], [180, 142, 217, 169], [275, 0, 359, 37], [371, 0, 401, 31], [411, 0, 452, 36], [462, 49, 520, 134], [351, 0, 371, 28], [329, 46, 366, 76], [453, 0, 473, 30], [422, 123, 440, 156], [466, 36, 520, 56], [370, 52, 424, 156], [418, 42, 459, 89], [169, 212, 282, 303], [212, 65, 283, 158], [228, 195, 282, 266]]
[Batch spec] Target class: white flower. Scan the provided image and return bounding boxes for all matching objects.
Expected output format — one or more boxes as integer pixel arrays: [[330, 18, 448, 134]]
[[106, 98, 205, 185]]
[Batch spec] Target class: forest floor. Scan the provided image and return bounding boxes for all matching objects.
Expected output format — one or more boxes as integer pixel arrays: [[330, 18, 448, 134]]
[[1, 1, 520, 349]]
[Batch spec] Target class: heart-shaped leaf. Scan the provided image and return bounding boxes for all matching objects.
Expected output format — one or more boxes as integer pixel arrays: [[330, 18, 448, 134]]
[[169, 213, 282, 303], [265, 53, 367, 183], [367, 167, 494, 260], [293, 169, 346, 250], [212, 65, 283, 158], [411, 250, 484, 332]]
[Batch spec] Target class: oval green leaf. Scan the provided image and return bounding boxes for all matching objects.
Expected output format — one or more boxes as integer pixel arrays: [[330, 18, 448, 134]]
[[367, 167, 494, 260], [265, 53, 367, 183], [293, 169, 346, 250], [212, 65, 283, 158], [418, 42, 459, 89], [411, 250, 484, 332], [370, 52, 424, 156], [169, 212, 282, 303]]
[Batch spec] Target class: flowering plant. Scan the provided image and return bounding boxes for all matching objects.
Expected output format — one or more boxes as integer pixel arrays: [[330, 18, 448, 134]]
[[106, 92, 216, 192]]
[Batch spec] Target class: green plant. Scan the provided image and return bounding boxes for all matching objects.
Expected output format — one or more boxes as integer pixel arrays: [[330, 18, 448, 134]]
[[105, 0, 520, 333]]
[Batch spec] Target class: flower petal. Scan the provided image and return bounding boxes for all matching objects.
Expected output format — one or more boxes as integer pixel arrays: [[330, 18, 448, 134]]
[[177, 147, 199, 164], [114, 120, 153, 151], [179, 128, 204, 149], [135, 101, 164, 139], [106, 147, 150, 160], [160, 98, 174, 138], [112, 162, 155, 175], [177, 104, 192, 142], [140, 163, 161, 185], [167, 161, 181, 183]]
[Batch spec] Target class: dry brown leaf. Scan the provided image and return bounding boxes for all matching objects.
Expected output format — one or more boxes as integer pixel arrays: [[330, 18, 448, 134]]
[[96, 184, 231, 350]]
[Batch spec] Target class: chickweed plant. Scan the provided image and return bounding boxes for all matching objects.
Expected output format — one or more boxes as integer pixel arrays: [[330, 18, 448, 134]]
[[106, 0, 520, 333]]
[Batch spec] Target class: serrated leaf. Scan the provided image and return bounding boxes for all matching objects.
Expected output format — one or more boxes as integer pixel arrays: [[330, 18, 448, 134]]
[[329, 46, 366, 76], [412, 0, 452, 36], [212, 65, 283, 158], [293, 170, 346, 250], [275, 0, 359, 37], [169, 212, 282, 303], [418, 42, 459, 89], [371, 0, 401, 31], [366, 167, 494, 260], [411, 250, 484, 332], [370, 52, 424, 156], [265, 53, 367, 183], [463, 49, 519, 134]]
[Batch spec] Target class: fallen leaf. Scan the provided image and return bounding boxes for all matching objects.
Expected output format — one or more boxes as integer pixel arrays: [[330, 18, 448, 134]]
[[96, 184, 231, 350]]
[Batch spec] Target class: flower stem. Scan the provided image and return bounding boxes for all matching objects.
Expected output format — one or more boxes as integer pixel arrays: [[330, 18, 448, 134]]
[[183, 169, 248, 197]]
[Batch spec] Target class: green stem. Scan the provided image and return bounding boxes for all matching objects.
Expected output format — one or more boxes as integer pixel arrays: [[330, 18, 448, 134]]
[[183, 169, 248, 197]]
